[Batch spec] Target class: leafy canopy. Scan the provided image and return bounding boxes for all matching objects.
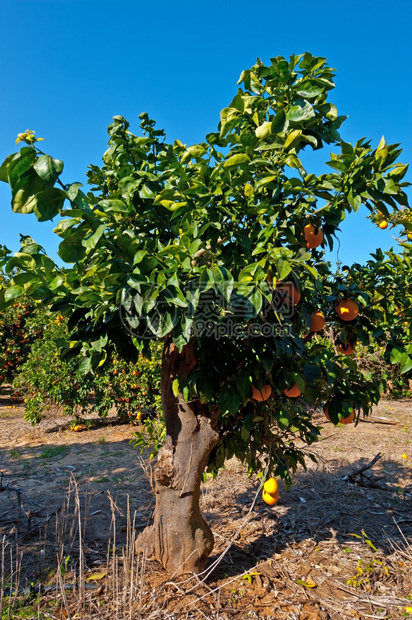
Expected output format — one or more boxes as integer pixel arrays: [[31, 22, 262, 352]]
[[0, 52, 411, 482]]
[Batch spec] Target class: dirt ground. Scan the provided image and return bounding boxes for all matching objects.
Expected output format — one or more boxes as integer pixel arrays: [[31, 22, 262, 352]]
[[0, 393, 411, 619]]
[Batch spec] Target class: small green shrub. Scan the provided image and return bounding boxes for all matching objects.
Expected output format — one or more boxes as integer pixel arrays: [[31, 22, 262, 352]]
[[13, 316, 163, 426]]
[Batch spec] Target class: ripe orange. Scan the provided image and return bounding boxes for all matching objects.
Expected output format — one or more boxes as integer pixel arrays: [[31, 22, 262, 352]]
[[335, 298, 359, 322], [337, 342, 354, 355], [310, 311, 326, 332], [277, 282, 301, 306], [378, 220, 388, 230], [407, 233, 412, 241], [324, 403, 355, 425], [304, 224, 324, 250], [262, 488, 279, 506], [284, 383, 301, 398], [252, 384, 272, 401], [263, 477, 278, 495]]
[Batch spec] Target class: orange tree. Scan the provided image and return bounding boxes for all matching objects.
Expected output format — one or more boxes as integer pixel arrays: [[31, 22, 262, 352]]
[[11, 305, 162, 425], [0, 248, 40, 388], [0, 53, 410, 574]]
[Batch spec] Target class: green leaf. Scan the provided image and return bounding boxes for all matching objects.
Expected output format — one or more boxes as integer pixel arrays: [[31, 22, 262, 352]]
[[236, 368, 253, 401], [139, 183, 157, 199], [58, 235, 86, 263], [66, 182, 83, 201], [284, 130, 302, 150], [4, 284, 24, 302], [287, 99, 315, 123], [11, 172, 46, 214], [326, 160, 347, 172], [218, 385, 241, 415], [181, 144, 207, 164], [348, 189, 362, 212], [98, 199, 128, 213], [271, 110, 287, 134], [33, 155, 64, 185], [0, 153, 17, 183], [400, 355, 412, 374], [147, 310, 178, 338], [255, 121, 272, 140], [13, 272, 36, 286], [34, 188, 66, 221], [278, 259, 292, 281], [49, 275, 64, 290], [7, 150, 37, 189], [79, 357, 92, 374], [66, 183, 89, 209], [82, 224, 106, 250], [296, 80, 324, 98], [224, 154, 249, 168], [248, 288, 263, 316], [277, 414, 289, 430], [12, 187, 38, 214]]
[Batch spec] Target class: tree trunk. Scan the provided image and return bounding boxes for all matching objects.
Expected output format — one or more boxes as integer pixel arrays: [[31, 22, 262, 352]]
[[135, 340, 219, 574]]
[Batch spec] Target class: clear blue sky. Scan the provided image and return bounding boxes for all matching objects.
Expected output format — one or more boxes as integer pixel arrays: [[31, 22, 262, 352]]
[[1, 0, 411, 268]]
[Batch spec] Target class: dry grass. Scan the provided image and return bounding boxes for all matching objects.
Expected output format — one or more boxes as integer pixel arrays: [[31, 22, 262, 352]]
[[1, 466, 411, 620], [0, 399, 411, 618]]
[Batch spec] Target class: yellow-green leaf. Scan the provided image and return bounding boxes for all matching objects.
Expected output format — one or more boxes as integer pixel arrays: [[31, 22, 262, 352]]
[[172, 378, 180, 397], [224, 154, 249, 168], [86, 571, 107, 581], [239, 571, 261, 584], [284, 129, 302, 150], [295, 578, 317, 588], [244, 183, 254, 197], [255, 121, 272, 140]]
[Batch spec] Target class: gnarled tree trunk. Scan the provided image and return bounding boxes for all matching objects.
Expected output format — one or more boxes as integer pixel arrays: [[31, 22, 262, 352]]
[[135, 340, 219, 574]]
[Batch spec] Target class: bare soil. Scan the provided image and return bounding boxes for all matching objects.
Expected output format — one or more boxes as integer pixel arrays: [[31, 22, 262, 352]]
[[0, 393, 411, 619]]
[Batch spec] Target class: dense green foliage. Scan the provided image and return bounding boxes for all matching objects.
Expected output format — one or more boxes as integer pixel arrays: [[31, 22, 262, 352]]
[[0, 296, 39, 387], [1, 53, 411, 485], [12, 310, 162, 424]]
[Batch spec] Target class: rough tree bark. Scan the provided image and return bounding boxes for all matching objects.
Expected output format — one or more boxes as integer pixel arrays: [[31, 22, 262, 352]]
[[135, 339, 220, 574]]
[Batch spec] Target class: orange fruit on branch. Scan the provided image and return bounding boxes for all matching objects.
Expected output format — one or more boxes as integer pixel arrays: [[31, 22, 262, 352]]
[[276, 282, 301, 306], [337, 342, 354, 355], [378, 220, 388, 230], [252, 384, 272, 401], [284, 383, 301, 398], [335, 298, 359, 322], [262, 488, 279, 506], [304, 224, 324, 250], [324, 402, 355, 425], [263, 477, 278, 495], [310, 311, 326, 332]]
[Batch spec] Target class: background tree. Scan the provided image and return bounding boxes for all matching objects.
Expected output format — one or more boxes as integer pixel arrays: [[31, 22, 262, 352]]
[[0, 53, 410, 574]]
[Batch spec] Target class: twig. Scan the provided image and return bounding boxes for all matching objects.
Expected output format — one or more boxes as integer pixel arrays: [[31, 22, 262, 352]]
[[335, 582, 411, 607], [23, 506, 63, 540], [0, 480, 44, 509], [359, 417, 400, 425], [341, 453, 382, 483]]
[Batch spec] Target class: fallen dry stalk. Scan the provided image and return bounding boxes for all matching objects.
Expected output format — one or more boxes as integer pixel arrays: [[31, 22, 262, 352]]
[[341, 452, 383, 483]]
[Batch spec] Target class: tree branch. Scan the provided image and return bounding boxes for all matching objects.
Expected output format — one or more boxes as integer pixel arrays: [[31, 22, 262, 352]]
[[341, 452, 382, 483]]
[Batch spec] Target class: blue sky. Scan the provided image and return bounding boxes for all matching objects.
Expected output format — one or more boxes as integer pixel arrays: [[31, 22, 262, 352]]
[[1, 0, 411, 268]]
